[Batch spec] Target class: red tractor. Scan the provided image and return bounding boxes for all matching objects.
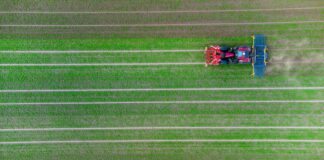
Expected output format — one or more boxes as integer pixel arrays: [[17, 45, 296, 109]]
[[205, 45, 251, 66], [204, 34, 268, 77]]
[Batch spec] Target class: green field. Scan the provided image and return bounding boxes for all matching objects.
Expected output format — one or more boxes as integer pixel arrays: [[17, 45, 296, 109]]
[[1, 0, 324, 159]]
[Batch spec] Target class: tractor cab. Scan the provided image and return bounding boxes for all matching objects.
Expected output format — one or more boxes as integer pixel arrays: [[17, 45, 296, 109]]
[[234, 46, 251, 63]]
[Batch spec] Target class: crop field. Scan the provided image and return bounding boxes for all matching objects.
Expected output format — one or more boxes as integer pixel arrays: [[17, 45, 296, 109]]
[[0, 0, 324, 159]]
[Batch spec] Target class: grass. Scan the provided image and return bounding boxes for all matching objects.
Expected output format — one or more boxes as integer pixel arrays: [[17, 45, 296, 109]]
[[1, 0, 323, 11], [1, 10, 322, 25], [1, 23, 323, 38], [1, 64, 324, 90], [1, 90, 324, 102], [1, 103, 324, 128], [2, 130, 324, 141], [2, 143, 323, 160]]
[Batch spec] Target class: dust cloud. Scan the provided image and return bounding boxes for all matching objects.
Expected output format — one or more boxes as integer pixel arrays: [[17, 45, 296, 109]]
[[267, 38, 323, 76]]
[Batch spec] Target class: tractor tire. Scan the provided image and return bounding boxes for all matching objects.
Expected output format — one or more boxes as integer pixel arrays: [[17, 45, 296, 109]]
[[221, 60, 228, 64], [220, 46, 230, 52]]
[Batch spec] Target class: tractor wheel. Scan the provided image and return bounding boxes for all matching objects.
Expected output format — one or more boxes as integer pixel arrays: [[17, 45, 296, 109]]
[[221, 60, 228, 64], [220, 46, 230, 52]]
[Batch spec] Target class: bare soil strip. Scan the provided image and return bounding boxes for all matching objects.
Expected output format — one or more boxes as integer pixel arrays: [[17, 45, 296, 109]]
[[1, 87, 324, 93], [1, 126, 324, 132], [1, 7, 323, 14], [1, 139, 324, 145], [1, 100, 324, 106], [1, 21, 323, 27]]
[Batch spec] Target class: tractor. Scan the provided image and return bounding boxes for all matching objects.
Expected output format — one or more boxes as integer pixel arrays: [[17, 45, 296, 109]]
[[205, 34, 268, 77]]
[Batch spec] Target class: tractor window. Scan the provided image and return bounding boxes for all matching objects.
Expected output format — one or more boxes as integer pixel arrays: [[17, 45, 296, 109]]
[[237, 51, 244, 57]]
